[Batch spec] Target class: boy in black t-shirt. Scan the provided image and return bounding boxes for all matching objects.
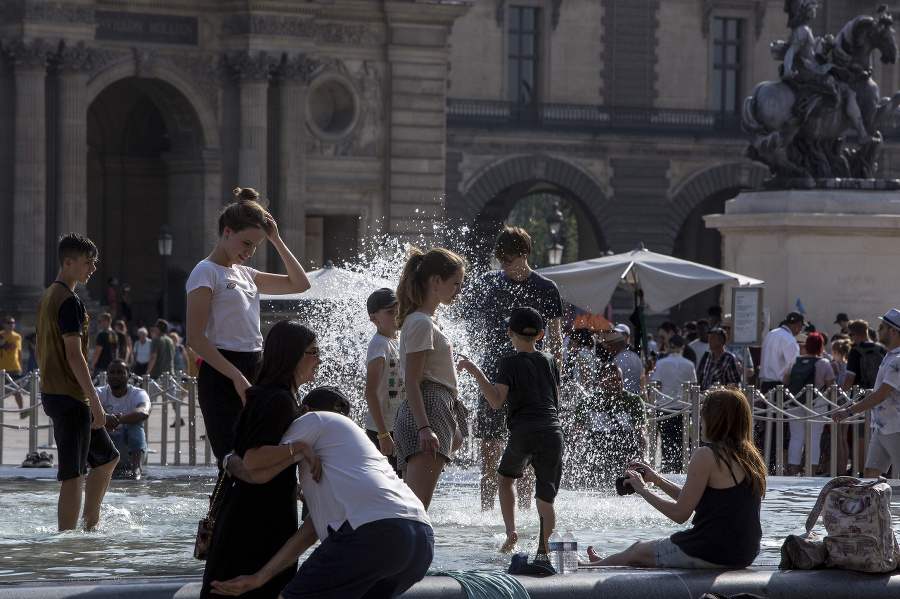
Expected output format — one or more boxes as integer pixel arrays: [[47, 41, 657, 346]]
[[458, 307, 563, 553]]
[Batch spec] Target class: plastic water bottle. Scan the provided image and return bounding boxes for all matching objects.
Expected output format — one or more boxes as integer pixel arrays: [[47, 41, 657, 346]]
[[548, 529, 564, 574], [563, 530, 578, 574]]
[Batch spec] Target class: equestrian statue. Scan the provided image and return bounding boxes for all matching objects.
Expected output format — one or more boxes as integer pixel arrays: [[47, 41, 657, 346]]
[[742, 1, 900, 185]]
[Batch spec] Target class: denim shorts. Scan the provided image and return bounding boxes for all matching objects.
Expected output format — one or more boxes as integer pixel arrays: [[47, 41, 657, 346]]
[[654, 537, 727, 569]]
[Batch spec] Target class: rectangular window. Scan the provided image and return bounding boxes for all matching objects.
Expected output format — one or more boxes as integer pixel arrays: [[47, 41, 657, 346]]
[[713, 18, 742, 112], [508, 6, 539, 103]]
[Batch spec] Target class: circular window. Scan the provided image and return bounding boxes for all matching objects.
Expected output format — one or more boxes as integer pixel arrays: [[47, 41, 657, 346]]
[[306, 74, 359, 141]]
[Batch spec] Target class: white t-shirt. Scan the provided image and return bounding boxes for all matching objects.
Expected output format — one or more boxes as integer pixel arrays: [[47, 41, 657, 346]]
[[399, 312, 457, 396], [650, 353, 697, 407], [870, 348, 900, 434], [614, 349, 643, 394], [281, 412, 430, 541], [133, 339, 151, 363], [97, 384, 151, 416], [365, 334, 405, 432], [760, 326, 800, 382], [689, 340, 709, 357], [185, 260, 262, 352]]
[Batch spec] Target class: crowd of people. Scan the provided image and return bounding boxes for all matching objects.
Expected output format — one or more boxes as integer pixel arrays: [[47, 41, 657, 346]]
[[12, 185, 900, 597]]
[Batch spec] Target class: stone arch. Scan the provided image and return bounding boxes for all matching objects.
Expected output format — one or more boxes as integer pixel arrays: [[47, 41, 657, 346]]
[[86, 59, 220, 151], [449, 154, 610, 261], [666, 162, 768, 242]]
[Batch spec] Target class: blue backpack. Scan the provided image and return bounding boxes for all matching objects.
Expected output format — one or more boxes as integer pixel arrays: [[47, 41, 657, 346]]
[[788, 356, 820, 397]]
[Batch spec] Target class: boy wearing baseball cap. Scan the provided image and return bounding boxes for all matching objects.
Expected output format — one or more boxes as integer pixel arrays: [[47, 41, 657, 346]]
[[363, 288, 405, 475], [457, 307, 563, 554]]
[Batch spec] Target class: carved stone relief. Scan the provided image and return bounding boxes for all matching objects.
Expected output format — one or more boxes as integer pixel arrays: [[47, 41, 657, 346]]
[[0, 38, 52, 72], [161, 51, 222, 113], [223, 50, 278, 83], [272, 52, 321, 85], [134, 47, 156, 79], [0, 0, 94, 24], [50, 40, 98, 75], [315, 23, 383, 45], [221, 14, 315, 38], [305, 57, 383, 158]]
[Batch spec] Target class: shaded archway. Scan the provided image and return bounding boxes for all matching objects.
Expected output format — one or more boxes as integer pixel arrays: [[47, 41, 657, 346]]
[[87, 76, 210, 327], [666, 162, 767, 324], [451, 155, 609, 266]]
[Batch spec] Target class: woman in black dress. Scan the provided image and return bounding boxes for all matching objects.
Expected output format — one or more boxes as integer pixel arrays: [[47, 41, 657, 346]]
[[200, 320, 322, 599]]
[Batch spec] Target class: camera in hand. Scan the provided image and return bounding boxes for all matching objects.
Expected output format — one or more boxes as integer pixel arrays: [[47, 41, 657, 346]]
[[615, 467, 646, 496]]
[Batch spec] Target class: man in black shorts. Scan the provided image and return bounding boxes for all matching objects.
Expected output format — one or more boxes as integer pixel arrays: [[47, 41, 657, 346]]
[[36, 233, 119, 531], [468, 226, 563, 511]]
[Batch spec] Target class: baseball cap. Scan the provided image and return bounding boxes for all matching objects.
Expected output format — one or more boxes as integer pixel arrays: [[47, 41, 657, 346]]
[[834, 312, 849, 324], [508, 307, 543, 337], [785, 311, 804, 324], [613, 323, 630, 336], [301, 386, 351, 416], [366, 288, 397, 314], [880, 308, 900, 332]]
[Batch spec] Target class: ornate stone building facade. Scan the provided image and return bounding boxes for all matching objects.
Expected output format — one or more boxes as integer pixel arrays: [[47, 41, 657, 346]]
[[1, 0, 897, 325]]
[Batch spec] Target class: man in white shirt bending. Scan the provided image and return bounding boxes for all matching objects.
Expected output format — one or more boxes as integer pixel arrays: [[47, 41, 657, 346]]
[[759, 311, 804, 394], [210, 386, 433, 599]]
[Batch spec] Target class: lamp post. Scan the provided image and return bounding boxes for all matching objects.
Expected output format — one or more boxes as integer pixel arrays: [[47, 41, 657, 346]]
[[545, 202, 564, 266], [157, 225, 173, 319]]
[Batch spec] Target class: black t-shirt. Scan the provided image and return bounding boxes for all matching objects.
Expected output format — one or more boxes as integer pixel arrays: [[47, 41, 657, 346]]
[[468, 270, 564, 377], [495, 350, 561, 433], [95, 329, 120, 371], [846, 341, 887, 388]]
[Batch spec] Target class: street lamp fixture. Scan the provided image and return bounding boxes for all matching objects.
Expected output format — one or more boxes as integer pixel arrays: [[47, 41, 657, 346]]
[[546, 201, 565, 266], [157, 225, 173, 319]]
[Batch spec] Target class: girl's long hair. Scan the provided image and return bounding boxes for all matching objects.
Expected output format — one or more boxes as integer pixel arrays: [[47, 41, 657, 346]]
[[395, 247, 466, 329], [701, 386, 767, 498], [245, 320, 317, 403]]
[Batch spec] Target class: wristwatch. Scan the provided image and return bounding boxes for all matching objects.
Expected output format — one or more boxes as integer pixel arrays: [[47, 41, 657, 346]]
[[845, 406, 853, 416]]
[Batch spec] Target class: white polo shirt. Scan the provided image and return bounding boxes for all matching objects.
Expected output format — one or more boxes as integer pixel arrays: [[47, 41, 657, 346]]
[[759, 326, 799, 382], [650, 353, 697, 408]]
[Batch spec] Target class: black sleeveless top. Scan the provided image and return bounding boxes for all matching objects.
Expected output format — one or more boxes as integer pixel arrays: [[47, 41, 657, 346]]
[[670, 457, 762, 568]]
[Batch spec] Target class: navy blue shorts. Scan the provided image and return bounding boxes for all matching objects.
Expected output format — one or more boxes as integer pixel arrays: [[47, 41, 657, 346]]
[[497, 428, 563, 503], [281, 518, 433, 599], [42, 393, 119, 481]]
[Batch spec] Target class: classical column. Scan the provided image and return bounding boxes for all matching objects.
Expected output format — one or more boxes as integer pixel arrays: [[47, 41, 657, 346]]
[[52, 41, 94, 248], [5, 39, 50, 294], [273, 54, 313, 270], [225, 51, 273, 194]]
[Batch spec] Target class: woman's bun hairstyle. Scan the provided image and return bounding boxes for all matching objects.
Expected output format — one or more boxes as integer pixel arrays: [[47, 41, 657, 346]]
[[217, 187, 269, 236]]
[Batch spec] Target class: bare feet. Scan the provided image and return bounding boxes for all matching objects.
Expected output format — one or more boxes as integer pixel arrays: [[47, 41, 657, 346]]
[[500, 531, 518, 553], [586, 546, 602, 563]]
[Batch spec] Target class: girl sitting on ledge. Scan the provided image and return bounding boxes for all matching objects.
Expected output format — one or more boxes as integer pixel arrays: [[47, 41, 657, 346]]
[[586, 386, 766, 569]]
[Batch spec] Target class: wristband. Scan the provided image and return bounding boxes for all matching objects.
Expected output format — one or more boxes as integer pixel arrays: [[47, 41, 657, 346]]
[[376, 432, 391, 440], [286, 442, 295, 458], [418, 425, 431, 433], [846, 406, 853, 416]]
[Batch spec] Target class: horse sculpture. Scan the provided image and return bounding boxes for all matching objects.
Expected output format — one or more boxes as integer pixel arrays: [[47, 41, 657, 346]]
[[743, 9, 900, 184]]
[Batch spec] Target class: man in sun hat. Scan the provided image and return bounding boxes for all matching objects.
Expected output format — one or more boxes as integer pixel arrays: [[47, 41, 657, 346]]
[[833, 308, 900, 478]]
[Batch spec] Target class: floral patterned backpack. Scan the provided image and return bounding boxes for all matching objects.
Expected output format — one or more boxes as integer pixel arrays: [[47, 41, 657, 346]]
[[804, 476, 900, 573]]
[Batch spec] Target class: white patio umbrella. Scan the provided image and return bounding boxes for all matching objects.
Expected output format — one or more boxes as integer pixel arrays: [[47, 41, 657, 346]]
[[537, 246, 763, 314], [260, 262, 395, 302]]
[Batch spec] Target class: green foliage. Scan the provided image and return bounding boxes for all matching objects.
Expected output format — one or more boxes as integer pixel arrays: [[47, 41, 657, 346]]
[[507, 193, 579, 268]]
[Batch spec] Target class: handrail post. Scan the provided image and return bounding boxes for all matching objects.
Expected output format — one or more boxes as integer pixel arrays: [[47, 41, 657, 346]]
[[689, 385, 700, 468], [775, 385, 784, 476], [0, 370, 6, 465], [188, 377, 197, 466], [172, 375, 181, 466], [829, 385, 839, 477], [804, 384, 814, 476], [29, 372, 39, 454]]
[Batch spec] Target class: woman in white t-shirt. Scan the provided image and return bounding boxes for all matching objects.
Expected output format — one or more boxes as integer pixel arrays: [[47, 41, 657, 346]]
[[186, 187, 310, 466], [394, 247, 466, 509]]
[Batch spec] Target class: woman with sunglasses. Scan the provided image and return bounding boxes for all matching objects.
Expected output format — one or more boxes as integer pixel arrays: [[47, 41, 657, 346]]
[[585, 387, 766, 569], [200, 320, 322, 599], [186, 187, 310, 467]]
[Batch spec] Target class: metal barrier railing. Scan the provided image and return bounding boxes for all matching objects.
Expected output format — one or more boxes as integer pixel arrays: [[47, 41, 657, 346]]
[[0, 369, 212, 467], [646, 383, 872, 477]]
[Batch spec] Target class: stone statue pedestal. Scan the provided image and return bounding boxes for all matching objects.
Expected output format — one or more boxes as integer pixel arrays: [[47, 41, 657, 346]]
[[704, 188, 900, 330]]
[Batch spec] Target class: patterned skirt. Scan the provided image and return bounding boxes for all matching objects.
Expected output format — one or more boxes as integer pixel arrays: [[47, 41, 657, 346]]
[[394, 380, 460, 472]]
